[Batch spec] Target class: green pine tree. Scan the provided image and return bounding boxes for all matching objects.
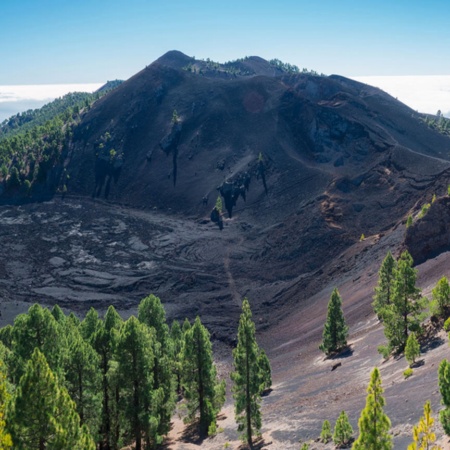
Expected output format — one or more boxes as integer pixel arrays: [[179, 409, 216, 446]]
[[319, 288, 349, 355], [431, 276, 450, 318], [11, 304, 65, 382], [405, 333, 420, 367], [352, 367, 392, 449], [231, 298, 264, 448], [64, 325, 101, 440], [438, 359, 450, 435], [333, 410, 354, 447], [80, 307, 101, 342], [113, 316, 156, 450], [381, 251, 423, 353], [320, 419, 332, 443], [372, 252, 396, 318], [182, 317, 225, 436], [90, 305, 122, 449], [9, 348, 95, 449], [138, 295, 175, 438]]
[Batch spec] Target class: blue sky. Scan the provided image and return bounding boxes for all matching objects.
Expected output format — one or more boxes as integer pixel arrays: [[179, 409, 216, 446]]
[[2, 0, 450, 85]]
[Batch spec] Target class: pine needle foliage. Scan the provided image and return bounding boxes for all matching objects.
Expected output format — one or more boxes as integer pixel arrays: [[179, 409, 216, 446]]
[[333, 410, 353, 447], [182, 317, 225, 436], [231, 298, 268, 448], [372, 251, 396, 318], [320, 419, 332, 443], [438, 359, 450, 435], [431, 277, 450, 318], [405, 333, 420, 367], [352, 367, 392, 449], [320, 288, 349, 355], [407, 400, 441, 450], [0, 361, 12, 450], [9, 348, 95, 449], [380, 251, 424, 353]]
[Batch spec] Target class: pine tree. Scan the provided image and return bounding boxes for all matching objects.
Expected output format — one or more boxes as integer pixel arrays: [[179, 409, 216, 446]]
[[320, 419, 332, 443], [138, 295, 175, 438], [333, 410, 354, 447], [231, 298, 265, 448], [407, 401, 441, 450], [0, 362, 12, 449], [64, 326, 101, 440], [137, 295, 169, 346], [90, 305, 122, 449], [381, 251, 423, 353], [8, 348, 95, 449], [80, 307, 101, 342], [352, 367, 392, 449], [405, 333, 420, 367], [372, 252, 396, 318], [431, 276, 450, 318], [11, 304, 65, 382], [182, 317, 225, 436], [113, 316, 156, 450], [320, 288, 349, 355], [438, 359, 450, 435]]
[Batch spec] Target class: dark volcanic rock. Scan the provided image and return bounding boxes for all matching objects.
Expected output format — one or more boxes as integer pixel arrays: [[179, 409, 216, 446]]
[[405, 196, 450, 264]]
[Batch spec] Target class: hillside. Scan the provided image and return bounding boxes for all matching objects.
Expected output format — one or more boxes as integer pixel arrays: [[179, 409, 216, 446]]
[[0, 51, 450, 334], [1, 51, 450, 447]]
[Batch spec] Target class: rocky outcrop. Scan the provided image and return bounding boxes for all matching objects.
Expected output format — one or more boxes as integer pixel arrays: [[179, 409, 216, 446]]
[[404, 197, 450, 264]]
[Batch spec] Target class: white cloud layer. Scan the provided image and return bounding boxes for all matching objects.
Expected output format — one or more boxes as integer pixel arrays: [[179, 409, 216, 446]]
[[0, 83, 103, 122], [0, 83, 103, 103], [1, 78, 450, 123], [352, 76, 450, 118]]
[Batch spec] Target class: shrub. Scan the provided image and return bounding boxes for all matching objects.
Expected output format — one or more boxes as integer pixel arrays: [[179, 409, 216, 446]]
[[419, 203, 431, 218], [406, 215, 413, 228], [444, 317, 450, 332], [404, 368, 413, 379], [378, 345, 390, 359]]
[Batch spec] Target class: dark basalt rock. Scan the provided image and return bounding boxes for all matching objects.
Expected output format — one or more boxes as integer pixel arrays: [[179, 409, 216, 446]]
[[404, 197, 450, 264]]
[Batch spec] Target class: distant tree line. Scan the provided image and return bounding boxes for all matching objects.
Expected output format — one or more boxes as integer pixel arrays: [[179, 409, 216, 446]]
[[0, 82, 122, 198]]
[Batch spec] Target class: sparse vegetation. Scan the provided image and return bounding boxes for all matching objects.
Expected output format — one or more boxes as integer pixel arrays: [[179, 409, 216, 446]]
[[406, 215, 413, 228], [419, 203, 431, 218], [404, 368, 414, 379]]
